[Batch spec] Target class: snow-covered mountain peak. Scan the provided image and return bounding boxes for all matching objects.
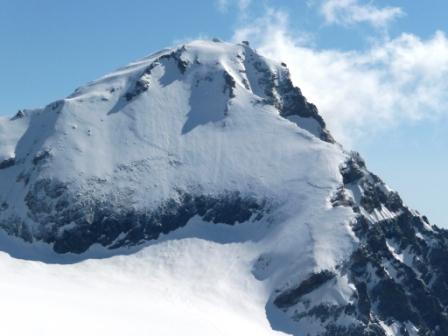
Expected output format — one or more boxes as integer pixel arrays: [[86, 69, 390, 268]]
[[0, 39, 341, 251], [0, 40, 447, 336]]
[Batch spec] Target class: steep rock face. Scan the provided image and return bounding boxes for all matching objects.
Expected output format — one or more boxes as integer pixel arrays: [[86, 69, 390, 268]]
[[0, 40, 446, 336], [25, 182, 265, 254], [273, 151, 448, 336]]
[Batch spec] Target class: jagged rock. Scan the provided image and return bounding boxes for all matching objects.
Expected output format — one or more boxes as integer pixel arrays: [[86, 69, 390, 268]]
[[125, 76, 150, 101], [32, 150, 51, 165], [0, 158, 15, 170], [19, 179, 267, 253], [274, 271, 336, 309], [340, 151, 366, 184], [223, 71, 236, 98], [10, 110, 25, 120]]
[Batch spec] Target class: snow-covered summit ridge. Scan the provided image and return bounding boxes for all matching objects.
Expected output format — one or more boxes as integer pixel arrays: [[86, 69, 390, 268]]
[[67, 39, 330, 138]]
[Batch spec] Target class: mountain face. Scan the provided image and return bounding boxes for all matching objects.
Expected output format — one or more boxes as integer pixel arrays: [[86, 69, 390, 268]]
[[0, 40, 447, 336]]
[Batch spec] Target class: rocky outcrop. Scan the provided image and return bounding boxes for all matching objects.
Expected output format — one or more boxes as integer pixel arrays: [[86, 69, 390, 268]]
[[274, 271, 336, 309], [0, 158, 15, 170], [274, 152, 448, 336], [125, 46, 189, 102], [240, 44, 334, 143], [15, 178, 267, 253]]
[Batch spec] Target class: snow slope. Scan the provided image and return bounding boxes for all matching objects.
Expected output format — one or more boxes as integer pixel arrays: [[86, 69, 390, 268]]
[[0, 237, 287, 336], [0, 40, 447, 336]]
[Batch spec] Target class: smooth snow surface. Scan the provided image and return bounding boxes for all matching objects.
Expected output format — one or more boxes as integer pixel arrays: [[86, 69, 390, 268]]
[[0, 238, 287, 335]]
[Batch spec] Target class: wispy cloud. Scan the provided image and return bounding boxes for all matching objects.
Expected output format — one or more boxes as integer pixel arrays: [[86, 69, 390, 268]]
[[233, 10, 448, 146], [216, 0, 252, 12], [320, 0, 404, 28]]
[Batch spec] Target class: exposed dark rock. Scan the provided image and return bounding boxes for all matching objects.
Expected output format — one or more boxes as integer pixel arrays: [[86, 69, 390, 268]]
[[223, 71, 236, 99], [274, 271, 335, 309], [344, 212, 448, 334], [274, 209, 448, 335], [16, 179, 267, 253], [331, 186, 354, 207], [125, 77, 150, 101], [275, 150, 448, 335], [354, 281, 371, 321], [11, 110, 25, 120], [275, 74, 326, 130], [294, 303, 350, 323], [372, 278, 418, 323], [125, 46, 189, 102], [0, 157, 15, 170], [322, 324, 387, 336], [47, 100, 64, 112], [0, 215, 32, 242], [340, 151, 365, 185], [53, 191, 264, 254], [242, 46, 333, 143], [16, 171, 30, 185], [320, 129, 335, 143], [0, 202, 8, 211], [338, 151, 404, 216], [32, 150, 51, 165], [159, 46, 189, 74], [360, 181, 384, 213], [385, 191, 403, 212]]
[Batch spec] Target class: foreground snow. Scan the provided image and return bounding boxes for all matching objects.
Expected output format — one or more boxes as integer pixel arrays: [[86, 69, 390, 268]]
[[0, 236, 287, 336]]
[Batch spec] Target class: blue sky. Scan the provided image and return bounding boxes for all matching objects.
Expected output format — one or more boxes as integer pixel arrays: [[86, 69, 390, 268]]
[[1, 0, 447, 227]]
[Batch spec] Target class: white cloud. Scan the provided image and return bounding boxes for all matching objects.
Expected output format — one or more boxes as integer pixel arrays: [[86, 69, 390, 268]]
[[233, 10, 448, 146], [320, 0, 404, 28], [216, 0, 252, 12]]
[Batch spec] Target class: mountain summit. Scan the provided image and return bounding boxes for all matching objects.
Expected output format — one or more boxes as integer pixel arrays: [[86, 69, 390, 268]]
[[0, 40, 447, 336]]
